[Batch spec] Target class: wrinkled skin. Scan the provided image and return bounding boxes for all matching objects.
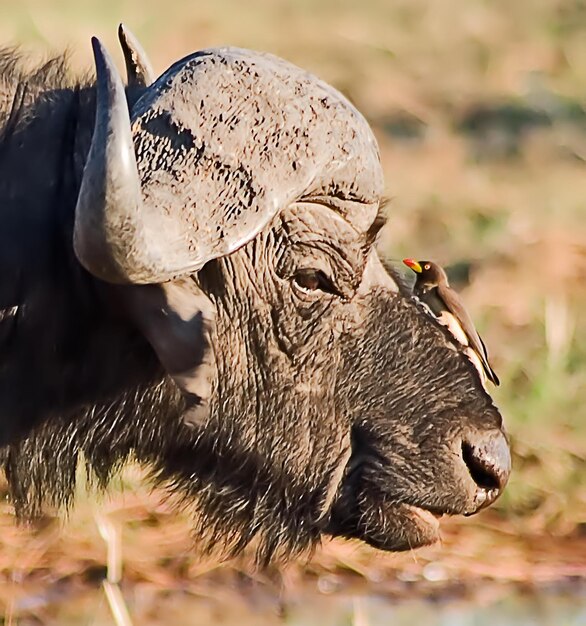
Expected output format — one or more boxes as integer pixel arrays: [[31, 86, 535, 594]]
[[0, 36, 510, 563], [188, 203, 506, 555]]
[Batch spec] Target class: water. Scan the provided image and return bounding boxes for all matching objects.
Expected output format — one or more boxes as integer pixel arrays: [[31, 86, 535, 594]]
[[14, 583, 586, 625], [287, 591, 586, 626]]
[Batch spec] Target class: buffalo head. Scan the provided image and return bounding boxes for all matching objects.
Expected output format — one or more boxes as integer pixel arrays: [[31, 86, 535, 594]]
[[0, 27, 510, 561]]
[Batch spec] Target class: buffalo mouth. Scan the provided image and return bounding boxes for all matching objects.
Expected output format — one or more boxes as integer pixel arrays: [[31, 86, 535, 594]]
[[326, 488, 444, 552], [323, 429, 456, 552]]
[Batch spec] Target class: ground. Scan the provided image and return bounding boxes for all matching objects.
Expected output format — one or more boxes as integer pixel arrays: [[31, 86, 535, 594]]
[[0, 0, 585, 622]]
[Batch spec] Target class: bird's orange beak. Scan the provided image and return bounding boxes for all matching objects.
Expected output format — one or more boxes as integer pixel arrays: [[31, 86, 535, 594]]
[[403, 258, 422, 273]]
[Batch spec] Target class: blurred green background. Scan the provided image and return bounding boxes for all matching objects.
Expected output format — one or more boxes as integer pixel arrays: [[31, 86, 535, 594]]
[[0, 0, 585, 623]]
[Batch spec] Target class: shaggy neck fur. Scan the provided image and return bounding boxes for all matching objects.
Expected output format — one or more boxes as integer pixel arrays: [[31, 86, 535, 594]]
[[0, 51, 160, 442]]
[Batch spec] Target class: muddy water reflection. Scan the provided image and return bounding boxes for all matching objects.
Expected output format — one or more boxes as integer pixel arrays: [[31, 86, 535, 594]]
[[22, 584, 586, 625], [288, 591, 586, 626]]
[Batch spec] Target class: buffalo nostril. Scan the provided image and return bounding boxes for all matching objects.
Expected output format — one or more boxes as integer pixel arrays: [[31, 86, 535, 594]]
[[461, 430, 511, 494]]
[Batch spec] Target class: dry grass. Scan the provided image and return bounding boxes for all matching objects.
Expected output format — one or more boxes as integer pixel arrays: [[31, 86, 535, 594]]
[[0, 0, 585, 621]]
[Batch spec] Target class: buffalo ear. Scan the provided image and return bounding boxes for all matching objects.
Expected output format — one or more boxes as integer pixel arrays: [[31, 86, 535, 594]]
[[122, 278, 215, 426]]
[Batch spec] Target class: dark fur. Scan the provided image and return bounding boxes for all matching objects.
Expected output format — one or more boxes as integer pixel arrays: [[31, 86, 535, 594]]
[[0, 51, 158, 443]]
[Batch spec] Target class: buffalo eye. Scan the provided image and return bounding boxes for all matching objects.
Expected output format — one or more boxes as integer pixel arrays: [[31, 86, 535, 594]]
[[292, 269, 341, 297]]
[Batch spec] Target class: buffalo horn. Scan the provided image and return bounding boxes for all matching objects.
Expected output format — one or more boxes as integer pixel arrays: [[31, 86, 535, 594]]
[[118, 23, 155, 87], [73, 37, 154, 284]]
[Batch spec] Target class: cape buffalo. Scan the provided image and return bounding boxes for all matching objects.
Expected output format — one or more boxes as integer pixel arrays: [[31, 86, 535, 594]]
[[0, 26, 510, 562]]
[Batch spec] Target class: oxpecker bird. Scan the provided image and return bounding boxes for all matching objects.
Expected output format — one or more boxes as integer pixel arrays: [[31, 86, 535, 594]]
[[403, 259, 500, 386]]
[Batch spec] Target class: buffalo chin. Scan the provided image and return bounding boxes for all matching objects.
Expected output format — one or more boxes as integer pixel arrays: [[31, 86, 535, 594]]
[[326, 487, 442, 552], [354, 502, 441, 552], [324, 445, 443, 551]]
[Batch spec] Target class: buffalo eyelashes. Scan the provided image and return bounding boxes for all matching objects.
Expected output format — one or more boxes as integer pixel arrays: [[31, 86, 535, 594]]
[[292, 269, 341, 297]]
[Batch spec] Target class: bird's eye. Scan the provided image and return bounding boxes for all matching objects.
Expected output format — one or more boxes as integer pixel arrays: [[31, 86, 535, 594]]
[[292, 269, 340, 296], [424, 264, 431, 270]]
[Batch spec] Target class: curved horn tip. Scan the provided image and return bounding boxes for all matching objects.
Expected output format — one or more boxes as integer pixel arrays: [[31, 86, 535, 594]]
[[117, 23, 155, 87], [90, 35, 105, 59], [90, 36, 119, 83]]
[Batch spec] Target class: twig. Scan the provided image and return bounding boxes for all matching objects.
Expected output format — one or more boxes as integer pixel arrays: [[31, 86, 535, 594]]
[[352, 596, 370, 626], [94, 510, 134, 626], [545, 292, 573, 370], [102, 581, 134, 626]]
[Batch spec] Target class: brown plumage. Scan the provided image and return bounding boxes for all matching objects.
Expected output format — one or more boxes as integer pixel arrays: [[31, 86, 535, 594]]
[[403, 259, 500, 386]]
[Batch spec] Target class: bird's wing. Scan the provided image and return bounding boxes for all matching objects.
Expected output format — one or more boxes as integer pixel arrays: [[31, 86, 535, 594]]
[[437, 283, 499, 385], [477, 333, 500, 386]]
